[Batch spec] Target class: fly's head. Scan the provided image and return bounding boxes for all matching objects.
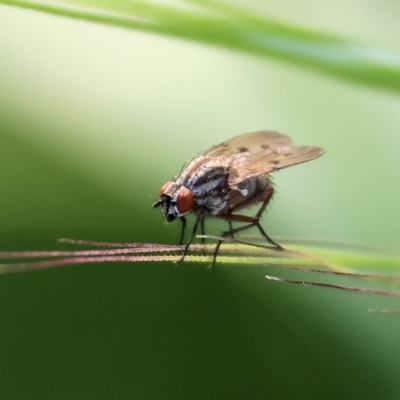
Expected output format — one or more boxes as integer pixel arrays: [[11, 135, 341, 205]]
[[153, 181, 194, 222]]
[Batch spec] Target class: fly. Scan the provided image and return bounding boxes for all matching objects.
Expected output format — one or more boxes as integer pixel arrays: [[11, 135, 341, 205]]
[[153, 130, 324, 266]]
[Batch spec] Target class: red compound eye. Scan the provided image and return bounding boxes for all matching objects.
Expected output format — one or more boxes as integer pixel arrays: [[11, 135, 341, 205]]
[[159, 181, 173, 196], [176, 187, 194, 214]]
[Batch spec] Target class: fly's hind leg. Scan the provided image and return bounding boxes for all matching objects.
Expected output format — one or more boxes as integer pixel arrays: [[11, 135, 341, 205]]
[[252, 189, 282, 250], [211, 188, 282, 267]]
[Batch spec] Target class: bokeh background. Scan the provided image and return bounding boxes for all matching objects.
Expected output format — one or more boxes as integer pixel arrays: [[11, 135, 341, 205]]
[[1, 1, 400, 399]]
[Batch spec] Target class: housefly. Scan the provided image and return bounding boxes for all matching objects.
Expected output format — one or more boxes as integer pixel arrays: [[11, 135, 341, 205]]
[[153, 130, 324, 265]]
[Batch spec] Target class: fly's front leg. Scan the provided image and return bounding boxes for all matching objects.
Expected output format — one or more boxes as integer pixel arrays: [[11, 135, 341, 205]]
[[179, 216, 186, 245], [200, 217, 206, 256], [176, 213, 202, 263]]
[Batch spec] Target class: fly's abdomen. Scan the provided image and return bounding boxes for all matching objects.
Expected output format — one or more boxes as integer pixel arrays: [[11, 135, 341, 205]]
[[227, 176, 272, 212]]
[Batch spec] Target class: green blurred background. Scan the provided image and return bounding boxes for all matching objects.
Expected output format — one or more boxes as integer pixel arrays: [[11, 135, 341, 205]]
[[1, 1, 400, 399]]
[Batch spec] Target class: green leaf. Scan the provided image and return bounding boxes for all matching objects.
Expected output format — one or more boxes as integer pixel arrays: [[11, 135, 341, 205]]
[[2, 238, 400, 299], [2, 0, 400, 93]]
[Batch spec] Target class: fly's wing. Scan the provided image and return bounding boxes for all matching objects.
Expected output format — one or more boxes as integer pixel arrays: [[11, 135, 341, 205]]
[[219, 131, 324, 186], [202, 131, 292, 158], [179, 131, 291, 179], [184, 130, 323, 186]]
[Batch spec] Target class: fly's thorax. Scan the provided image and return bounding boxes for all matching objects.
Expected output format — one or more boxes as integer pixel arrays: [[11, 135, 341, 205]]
[[156, 182, 194, 222], [179, 156, 230, 188], [177, 157, 231, 215], [185, 160, 229, 197], [194, 191, 230, 215]]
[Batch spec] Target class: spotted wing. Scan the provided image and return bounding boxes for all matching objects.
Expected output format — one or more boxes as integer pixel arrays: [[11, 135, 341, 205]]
[[202, 131, 324, 186], [202, 131, 292, 158]]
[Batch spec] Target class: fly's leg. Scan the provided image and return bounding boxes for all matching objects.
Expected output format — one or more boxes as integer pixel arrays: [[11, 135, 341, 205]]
[[209, 221, 233, 264], [176, 214, 202, 263], [178, 216, 186, 245], [252, 189, 282, 249], [211, 189, 282, 267], [228, 221, 234, 238], [200, 217, 206, 256]]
